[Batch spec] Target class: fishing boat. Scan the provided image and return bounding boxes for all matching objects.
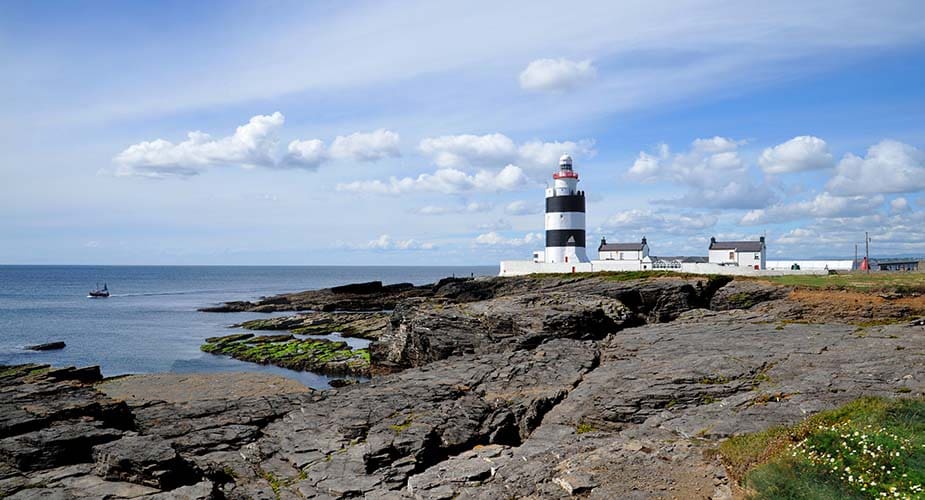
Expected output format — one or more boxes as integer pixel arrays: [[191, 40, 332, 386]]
[[88, 283, 110, 298]]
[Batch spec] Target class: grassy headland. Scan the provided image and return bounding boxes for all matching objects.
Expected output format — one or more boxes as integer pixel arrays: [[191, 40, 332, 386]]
[[720, 397, 925, 499], [757, 272, 925, 294]]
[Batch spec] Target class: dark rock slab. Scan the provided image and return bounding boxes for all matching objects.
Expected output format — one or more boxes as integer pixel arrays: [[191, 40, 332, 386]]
[[198, 280, 434, 313], [92, 435, 197, 489], [24, 342, 65, 351], [0, 366, 131, 440], [331, 281, 383, 294], [238, 311, 389, 340], [45, 366, 102, 383], [0, 419, 124, 471]]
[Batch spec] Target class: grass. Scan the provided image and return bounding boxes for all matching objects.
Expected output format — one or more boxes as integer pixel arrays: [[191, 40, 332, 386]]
[[757, 272, 925, 294], [576, 422, 596, 434], [0, 364, 50, 380], [534, 270, 694, 281], [719, 397, 925, 499], [389, 414, 415, 434]]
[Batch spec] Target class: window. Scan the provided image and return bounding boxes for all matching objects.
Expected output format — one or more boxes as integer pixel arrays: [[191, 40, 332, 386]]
[[754, 253, 760, 260], [729, 251, 735, 260]]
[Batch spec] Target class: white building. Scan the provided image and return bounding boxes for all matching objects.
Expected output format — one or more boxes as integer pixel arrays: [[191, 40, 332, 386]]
[[598, 237, 649, 261], [708, 237, 766, 270]]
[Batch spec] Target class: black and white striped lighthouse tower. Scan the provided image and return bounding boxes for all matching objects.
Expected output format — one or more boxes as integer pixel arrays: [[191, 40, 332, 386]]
[[544, 154, 589, 264]]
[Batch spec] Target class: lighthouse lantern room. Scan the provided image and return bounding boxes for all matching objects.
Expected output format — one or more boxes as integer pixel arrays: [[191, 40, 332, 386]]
[[544, 154, 589, 264]]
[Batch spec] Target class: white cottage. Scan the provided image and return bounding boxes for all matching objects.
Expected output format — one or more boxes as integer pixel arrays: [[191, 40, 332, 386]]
[[708, 236, 766, 269], [598, 237, 650, 261]]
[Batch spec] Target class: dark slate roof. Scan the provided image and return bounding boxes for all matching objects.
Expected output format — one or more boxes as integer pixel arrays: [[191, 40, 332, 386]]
[[599, 242, 645, 252], [709, 240, 764, 252], [876, 258, 922, 265]]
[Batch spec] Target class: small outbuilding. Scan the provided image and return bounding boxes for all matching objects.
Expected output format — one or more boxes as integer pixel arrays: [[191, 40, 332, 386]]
[[875, 258, 921, 272], [598, 237, 650, 261], [708, 236, 766, 270]]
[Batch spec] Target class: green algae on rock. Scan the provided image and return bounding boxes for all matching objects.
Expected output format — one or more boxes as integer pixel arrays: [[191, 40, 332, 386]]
[[201, 334, 370, 377]]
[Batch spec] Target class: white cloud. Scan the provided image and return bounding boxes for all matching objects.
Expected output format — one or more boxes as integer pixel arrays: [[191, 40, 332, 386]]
[[690, 136, 744, 154], [666, 181, 775, 210], [628, 137, 774, 209], [599, 209, 717, 237], [475, 219, 513, 231], [367, 234, 434, 251], [519, 58, 597, 92], [890, 197, 910, 213], [115, 113, 400, 177], [474, 231, 543, 246], [628, 137, 746, 184], [826, 140, 925, 195], [759, 136, 834, 174], [329, 129, 401, 162], [115, 112, 285, 177], [337, 164, 531, 195], [415, 201, 493, 215], [418, 133, 516, 168], [776, 228, 816, 245], [505, 200, 541, 215], [283, 138, 326, 169], [517, 139, 596, 169], [740, 192, 884, 225], [773, 210, 925, 256], [417, 133, 595, 173]]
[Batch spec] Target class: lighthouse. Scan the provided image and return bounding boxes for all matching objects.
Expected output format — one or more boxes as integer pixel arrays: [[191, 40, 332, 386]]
[[544, 154, 589, 264]]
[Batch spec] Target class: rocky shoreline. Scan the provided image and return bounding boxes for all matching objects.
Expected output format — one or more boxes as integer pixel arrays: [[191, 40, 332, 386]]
[[1, 273, 923, 498]]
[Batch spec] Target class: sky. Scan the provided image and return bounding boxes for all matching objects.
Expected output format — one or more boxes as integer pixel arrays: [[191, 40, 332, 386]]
[[2, 0, 925, 265]]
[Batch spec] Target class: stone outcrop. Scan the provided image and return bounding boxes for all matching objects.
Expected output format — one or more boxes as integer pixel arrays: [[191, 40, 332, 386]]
[[0, 367, 307, 499], [372, 292, 633, 371], [708, 279, 789, 310], [3, 273, 923, 498]]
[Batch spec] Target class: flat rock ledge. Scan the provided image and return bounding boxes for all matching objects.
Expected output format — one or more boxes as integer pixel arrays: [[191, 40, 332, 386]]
[[24, 341, 66, 351], [236, 311, 389, 340]]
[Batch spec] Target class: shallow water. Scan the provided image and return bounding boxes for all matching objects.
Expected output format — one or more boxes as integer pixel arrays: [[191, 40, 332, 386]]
[[0, 265, 495, 388]]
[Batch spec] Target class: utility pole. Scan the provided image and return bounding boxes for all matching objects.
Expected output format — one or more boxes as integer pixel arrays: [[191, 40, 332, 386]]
[[865, 231, 870, 274]]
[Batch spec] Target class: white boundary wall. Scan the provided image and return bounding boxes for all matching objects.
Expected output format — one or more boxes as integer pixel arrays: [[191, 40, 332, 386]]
[[499, 260, 830, 277], [766, 260, 855, 271]]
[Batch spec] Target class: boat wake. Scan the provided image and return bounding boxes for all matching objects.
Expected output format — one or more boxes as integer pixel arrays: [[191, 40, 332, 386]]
[[110, 289, 266, 298]]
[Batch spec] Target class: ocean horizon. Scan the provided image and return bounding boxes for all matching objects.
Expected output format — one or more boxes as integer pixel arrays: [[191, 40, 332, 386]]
[[0, 265, 496, 388]]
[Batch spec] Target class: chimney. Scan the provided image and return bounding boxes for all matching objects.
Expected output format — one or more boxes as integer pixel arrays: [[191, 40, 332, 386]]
[[759, 236, 765, 244], [641, 236, 647, 245]]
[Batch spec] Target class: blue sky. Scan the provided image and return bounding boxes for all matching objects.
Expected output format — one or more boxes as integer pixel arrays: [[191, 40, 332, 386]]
[[3, 0, 925, 265]]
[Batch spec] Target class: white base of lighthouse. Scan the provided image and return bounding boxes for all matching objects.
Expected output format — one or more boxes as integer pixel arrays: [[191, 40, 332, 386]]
[[544, 246, 589, 264]]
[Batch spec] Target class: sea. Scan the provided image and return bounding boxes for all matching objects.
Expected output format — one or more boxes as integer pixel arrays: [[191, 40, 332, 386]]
[[0, 265, 496, 388]]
